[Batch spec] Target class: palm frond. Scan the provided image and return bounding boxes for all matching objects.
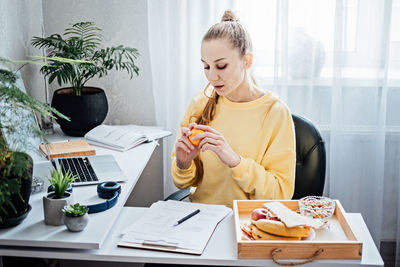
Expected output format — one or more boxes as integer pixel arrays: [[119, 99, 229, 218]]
[[31, 34, 68, 52], [30, 55, 94, 64]]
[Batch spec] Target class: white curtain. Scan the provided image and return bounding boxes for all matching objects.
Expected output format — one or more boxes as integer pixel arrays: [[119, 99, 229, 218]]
[[148, 0, 400, 260], [147, 0, 235, 196]]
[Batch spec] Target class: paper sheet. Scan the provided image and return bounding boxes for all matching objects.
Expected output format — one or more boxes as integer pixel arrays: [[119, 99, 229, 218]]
[[121, 200, 231, 253]]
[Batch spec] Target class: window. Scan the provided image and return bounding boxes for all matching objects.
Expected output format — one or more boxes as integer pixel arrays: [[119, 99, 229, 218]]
[[235, 0, 399, 85]]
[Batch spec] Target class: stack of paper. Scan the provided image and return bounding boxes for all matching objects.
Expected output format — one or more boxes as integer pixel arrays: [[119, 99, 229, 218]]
[[84, 124, 171, 152], [118, 200, 232, 254]]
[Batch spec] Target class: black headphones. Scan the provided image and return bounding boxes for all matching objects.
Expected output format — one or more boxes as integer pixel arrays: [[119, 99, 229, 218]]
[[47, 181, 121, 214]]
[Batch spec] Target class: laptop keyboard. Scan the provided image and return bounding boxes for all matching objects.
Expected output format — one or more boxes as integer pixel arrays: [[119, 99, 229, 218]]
[[58, 157, 98, 183]]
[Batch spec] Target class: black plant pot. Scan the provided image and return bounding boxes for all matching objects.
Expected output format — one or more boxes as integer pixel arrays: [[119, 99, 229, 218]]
[[0, 152, 33, 229], [51, 87, 108, 137]]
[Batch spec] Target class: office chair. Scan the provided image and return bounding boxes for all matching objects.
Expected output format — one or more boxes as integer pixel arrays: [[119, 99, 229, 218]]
[[165, 114, 326, 201]]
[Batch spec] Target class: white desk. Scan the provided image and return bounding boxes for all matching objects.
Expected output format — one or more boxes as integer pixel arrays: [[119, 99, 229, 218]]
[[0, 136, 158, 250], [0, 128, 384, 266], [0, 207, 384, 266]]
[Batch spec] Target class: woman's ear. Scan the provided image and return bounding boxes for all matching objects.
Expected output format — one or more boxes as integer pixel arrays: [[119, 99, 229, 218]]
[[244, 52, 253, 69]]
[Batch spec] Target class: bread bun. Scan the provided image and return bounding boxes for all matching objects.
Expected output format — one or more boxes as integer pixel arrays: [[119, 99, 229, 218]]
[[250, 224, 301, 241], [253, 219, 310, 238]]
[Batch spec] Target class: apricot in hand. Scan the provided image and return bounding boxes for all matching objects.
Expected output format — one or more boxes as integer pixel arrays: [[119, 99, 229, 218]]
[[188, 129, 205, 146]]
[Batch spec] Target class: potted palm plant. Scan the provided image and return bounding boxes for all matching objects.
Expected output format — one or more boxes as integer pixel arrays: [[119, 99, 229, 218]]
[[43, 168, 76, 226], [31, 21, 140, 136], [0, 65, 68, 228]]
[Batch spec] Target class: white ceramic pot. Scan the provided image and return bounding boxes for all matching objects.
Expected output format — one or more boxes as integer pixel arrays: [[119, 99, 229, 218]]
[[64, 213, 89, 232], [43, 192, 73, 226]]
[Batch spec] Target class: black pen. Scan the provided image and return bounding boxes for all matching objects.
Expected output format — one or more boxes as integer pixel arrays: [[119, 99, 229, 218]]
[[173, 209, 200, 226]]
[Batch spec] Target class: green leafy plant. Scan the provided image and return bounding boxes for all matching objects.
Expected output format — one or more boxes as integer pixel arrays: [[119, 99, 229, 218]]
[[0, 58, 71, 151], [0, 65, 69, 223], [62, 203, 88, 217], [0, 151, 32, 222], [48, 168, 76, 199], [31, 21, 140, 96]]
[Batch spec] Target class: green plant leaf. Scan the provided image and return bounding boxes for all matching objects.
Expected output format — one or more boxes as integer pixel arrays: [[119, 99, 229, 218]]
[[62, 202, 88, 217], [48, 168, 76, 199], [31, 21, 140, 96], [0, 151, 32, 222]]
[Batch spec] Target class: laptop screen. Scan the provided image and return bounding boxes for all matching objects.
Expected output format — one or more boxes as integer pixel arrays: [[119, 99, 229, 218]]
[[0, 71, 42, 154]]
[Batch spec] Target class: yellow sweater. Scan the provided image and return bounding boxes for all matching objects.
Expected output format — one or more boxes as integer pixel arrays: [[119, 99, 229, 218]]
[[171, 91, 295, 208]]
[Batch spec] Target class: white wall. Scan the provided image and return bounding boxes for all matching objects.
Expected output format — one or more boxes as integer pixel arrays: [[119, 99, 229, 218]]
[[0, 0, 45, 102]]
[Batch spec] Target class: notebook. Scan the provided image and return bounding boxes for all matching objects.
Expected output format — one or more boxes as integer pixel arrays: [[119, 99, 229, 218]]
[[1, 72, 127, 186], [39, 140, 96, 160], [84, 124, 171, 152]]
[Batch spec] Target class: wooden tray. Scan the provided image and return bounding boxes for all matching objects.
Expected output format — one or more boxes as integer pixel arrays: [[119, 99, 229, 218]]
[[233, 200, 362, 259]]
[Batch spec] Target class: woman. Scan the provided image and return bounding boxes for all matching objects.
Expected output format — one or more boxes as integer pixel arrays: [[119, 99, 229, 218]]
[[171, 10, 295, 208]]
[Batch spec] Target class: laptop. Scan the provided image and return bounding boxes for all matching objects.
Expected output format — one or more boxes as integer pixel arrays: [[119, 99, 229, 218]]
[[46, 150, 128, 186], [0, 72, 128, 186]]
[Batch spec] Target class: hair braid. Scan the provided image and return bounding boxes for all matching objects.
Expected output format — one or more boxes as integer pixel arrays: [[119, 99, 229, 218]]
[[192, 83, 219, 184]]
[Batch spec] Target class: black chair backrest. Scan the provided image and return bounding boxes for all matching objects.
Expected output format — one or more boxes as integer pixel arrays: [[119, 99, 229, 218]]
[[292, 114, 326, 199]]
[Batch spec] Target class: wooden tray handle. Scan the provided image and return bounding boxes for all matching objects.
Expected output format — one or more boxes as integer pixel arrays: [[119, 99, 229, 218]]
[[271, 248, 324, 266]]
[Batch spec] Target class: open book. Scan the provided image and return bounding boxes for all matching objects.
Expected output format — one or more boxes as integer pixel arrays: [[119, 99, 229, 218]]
[[84, 124, 171, 152], [118, 200, 231, 255]]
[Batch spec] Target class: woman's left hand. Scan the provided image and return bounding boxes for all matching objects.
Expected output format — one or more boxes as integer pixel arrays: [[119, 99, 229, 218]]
[[191, 123, 241, 168]]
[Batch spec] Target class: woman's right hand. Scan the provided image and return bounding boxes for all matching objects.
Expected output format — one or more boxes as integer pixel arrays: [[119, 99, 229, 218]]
[[175, 125, 200, 169]]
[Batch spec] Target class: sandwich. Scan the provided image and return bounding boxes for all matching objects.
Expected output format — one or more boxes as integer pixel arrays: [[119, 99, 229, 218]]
[[242, 202, 324, 241], [250, 224, 303, 241], [252, 218, 310, 239]]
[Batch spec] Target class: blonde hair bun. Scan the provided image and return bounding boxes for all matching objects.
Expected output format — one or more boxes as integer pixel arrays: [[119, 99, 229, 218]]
[[221, 10, 239, 22]]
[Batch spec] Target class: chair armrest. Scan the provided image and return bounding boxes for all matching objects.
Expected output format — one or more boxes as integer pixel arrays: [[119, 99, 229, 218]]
[[164, 188, 190, 201]]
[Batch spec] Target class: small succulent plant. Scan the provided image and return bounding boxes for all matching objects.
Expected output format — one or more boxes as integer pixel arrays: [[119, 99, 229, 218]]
[[62, 203, 88, 217]]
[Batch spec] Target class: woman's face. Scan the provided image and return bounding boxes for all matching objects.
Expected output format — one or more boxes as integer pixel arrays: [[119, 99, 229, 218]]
[[201, 39, 246, 98]]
